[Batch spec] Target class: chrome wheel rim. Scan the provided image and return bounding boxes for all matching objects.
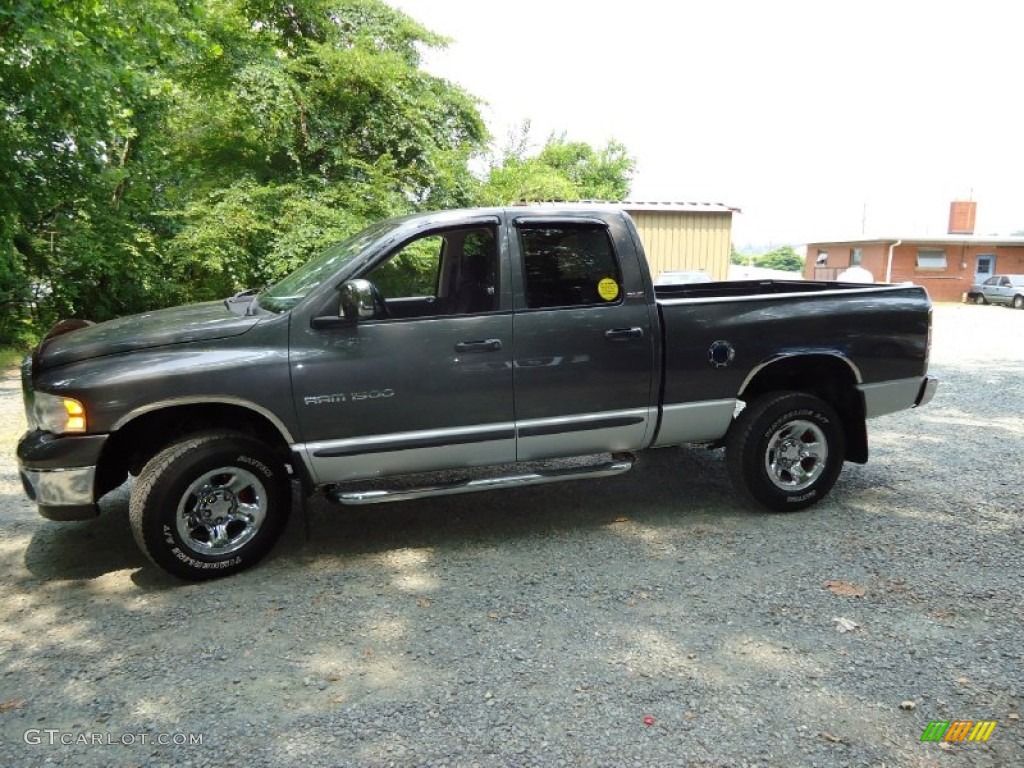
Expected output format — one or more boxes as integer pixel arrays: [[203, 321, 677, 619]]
[[176, 467, 268, 556], [764, 419, 828, 492]]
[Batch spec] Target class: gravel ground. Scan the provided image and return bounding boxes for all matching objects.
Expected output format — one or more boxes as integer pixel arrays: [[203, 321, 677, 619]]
[[0, 303, 1021, 767]]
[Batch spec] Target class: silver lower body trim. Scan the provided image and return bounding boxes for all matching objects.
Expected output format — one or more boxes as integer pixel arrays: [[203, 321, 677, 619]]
[[297, 422, 516, 484], [515, 408, 649, 461], [859, 377, 931, 419], [652, 399, 737, 446], [295, 409, 652, 483], [21, 465, 96, 506]]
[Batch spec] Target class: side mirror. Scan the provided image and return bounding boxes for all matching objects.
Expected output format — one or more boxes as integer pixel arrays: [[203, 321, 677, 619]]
[[340, 279, 381, 321]]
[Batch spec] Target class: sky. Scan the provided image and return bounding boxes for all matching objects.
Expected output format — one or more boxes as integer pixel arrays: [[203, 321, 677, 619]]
[[389, 0, 1023, 248]]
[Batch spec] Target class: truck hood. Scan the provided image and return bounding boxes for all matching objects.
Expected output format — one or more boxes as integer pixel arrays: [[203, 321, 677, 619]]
[[36, 301, 263, 370]]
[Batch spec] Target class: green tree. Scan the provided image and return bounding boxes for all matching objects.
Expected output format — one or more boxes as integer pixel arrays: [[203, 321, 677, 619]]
[[160, 0, 487, 298], [729, 246, 804, 272], [757, 246, 805, 272], [1, 1, 637, 348], [0, 0, 490, 343], [478, 123, 635, 205], [0, 0, 202, 343], [537, 135, 634, 201], [730, 248, 751, 266]]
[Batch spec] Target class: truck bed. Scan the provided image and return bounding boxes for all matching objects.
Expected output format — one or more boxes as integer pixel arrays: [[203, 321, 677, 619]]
[[654, 279, 932, 409]]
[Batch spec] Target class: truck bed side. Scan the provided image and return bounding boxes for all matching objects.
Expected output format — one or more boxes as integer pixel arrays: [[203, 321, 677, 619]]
[[650, 282, 932, 448]]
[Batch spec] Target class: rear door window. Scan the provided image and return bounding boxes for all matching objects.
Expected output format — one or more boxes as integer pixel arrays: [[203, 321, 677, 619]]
[[517, 223, 623, 309]]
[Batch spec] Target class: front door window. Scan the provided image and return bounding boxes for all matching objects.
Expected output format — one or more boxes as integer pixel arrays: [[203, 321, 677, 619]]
[[364, 226, 500, 319]]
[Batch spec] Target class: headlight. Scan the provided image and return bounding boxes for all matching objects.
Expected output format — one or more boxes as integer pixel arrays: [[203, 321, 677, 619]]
[[33, 392, 87, 434]]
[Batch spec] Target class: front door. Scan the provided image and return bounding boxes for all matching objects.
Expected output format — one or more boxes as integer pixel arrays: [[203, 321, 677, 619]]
[[975, 254, 995, 282], [290, 223, 515, 483], [510, 217, 656, 461]]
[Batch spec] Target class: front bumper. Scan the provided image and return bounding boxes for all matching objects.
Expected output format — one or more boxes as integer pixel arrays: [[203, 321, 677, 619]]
[[20, 466, 98, 520], [17, 430, 108, 521]]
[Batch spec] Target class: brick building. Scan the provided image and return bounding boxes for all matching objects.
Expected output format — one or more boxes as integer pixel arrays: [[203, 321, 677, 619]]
[[804, 202, 1024, 302]]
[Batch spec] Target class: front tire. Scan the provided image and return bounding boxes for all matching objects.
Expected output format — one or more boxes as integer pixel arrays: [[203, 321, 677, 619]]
[[1013, 295, 1024, 310], [130, 431, 291, 580], [727, 392, 846, 511]]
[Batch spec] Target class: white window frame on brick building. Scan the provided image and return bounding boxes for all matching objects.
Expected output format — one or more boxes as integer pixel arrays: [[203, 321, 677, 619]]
[[916, 249, 947, 269]]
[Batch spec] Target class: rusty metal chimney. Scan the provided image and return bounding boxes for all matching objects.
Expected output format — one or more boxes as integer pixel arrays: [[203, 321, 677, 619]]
[[948, 201, 976, 234]]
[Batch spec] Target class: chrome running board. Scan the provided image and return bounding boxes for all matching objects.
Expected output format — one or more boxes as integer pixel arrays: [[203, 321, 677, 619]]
[[326, 456, 635, 506]]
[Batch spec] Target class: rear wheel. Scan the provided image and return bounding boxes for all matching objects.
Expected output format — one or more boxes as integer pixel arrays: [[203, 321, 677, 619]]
[[973, 294, 987, 305], [727, 392, 846, 511], [129, 431, 291, 580]]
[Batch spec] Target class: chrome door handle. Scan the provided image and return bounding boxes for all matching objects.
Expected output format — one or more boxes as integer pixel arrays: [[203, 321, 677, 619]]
[[455, 338, 502, 353]]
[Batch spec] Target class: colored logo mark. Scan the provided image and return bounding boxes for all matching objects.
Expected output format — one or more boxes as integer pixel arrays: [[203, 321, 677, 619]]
[[920, 720, 996, 742]]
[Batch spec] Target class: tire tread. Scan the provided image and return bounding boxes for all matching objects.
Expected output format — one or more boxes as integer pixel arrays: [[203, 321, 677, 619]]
[[726, 391, 845, 512], [129, 430, 284, 579]]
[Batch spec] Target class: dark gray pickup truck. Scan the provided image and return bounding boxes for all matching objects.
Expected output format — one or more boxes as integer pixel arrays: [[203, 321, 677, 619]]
[[17, 206, 938, 579]]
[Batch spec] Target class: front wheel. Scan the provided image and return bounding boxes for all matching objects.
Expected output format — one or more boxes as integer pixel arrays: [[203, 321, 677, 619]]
[[1013, 294, 1024, 310], [726, 392, 846, 511], [129, 431, 291, 580]]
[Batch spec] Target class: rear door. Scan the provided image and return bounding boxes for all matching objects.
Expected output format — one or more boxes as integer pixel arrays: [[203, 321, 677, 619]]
[[510, 213, 657, 460]]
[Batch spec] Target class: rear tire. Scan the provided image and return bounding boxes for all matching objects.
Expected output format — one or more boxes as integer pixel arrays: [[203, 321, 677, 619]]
[[727, 392, 846, 511], [129, 431, 291, 580], [973, 294, 987, 305]]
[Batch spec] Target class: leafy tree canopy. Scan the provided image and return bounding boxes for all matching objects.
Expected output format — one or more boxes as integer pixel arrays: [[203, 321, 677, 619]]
[[731, 246, 804, 272], [479, 122, 635, 205], [758, 246, 805, 272], [0, 2, 635, 347]]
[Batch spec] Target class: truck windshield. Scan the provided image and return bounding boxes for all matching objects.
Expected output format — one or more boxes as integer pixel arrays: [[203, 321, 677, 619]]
[[257, 219, 397, 313]]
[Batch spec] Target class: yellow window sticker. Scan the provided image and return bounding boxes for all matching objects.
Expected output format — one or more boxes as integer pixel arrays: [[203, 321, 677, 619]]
[[597, 278, 620, 301]]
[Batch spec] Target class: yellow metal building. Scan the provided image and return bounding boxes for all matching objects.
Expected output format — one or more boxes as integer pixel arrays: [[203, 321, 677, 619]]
[[622, 202, 739, 281]]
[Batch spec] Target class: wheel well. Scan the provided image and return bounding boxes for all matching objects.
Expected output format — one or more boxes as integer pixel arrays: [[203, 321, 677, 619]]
[[95, 404, 294, 497], [739, 355, 868, 463]]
